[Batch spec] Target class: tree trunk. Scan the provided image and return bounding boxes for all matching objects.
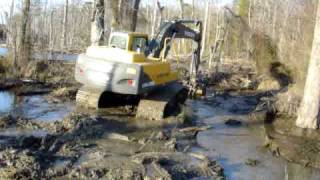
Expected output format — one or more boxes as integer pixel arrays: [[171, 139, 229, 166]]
[[201, 0, 210, 57], [18, 0, 31, 69], [157, 1, 164, 28], [178, 0, 184, 55], [151, 0, 158, 36], [131, 0, 141, 32], [91, 0, 105, 46], [191, 0, 195, 19], [49, 9, 54, 52], [61, 0, 68, 49], [6, 0, 15, 47], [109, 0, 120, 31], [179, 0, 184, 19], [296, 2, 320, 129]]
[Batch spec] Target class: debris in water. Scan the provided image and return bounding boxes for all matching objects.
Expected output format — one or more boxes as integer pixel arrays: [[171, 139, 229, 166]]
[[179, 125, 212, 133], [105, 133, 130, 142], [225, 119, 242, 126], [245, 158, 260, 166]]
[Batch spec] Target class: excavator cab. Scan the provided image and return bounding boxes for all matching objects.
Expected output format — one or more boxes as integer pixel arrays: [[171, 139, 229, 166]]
[[109, 32, 148, 53]]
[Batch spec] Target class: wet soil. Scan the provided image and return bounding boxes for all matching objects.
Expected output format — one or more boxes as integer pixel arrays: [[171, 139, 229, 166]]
[[0, 76, 320, 179], [264, 116, 320, 170], [188, 91, 320, 180], [0, 90, 224, 179]]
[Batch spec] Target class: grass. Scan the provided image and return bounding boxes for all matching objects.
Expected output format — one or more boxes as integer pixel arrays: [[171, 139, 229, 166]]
[[0, 57, 12, 75]]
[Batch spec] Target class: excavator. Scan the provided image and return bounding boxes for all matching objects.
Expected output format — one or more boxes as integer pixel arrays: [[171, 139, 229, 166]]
[[75, 20, 205, 120]]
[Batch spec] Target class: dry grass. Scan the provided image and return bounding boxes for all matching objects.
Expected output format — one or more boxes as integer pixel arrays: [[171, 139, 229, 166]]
[[0, 57, 13, 75]]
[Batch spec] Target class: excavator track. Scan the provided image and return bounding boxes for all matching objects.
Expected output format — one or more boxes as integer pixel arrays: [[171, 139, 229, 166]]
[[76, 86, 105, 109], [136, 82, 188, 120], [76, 83, 188, 120]]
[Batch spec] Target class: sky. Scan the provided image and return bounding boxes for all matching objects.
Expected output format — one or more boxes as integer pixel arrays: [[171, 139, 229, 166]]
[[0, 0, 233, 24]]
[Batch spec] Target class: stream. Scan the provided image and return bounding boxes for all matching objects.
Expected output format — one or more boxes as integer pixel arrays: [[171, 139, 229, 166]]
[[189, 92, 320, 180], [0, 91, 74, 122], [0, 91, 74, 138]]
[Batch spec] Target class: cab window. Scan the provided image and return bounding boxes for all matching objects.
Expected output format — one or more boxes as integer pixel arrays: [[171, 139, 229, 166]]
[[131, 37, 147, 52], [110, 36, 127, 50]]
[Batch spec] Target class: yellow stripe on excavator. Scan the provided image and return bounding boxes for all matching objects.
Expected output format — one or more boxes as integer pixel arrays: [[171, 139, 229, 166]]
[[139, 62, 179, 85]]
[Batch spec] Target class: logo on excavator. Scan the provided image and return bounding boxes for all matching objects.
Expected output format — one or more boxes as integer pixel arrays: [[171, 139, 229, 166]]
[[184, 31, 195, 38]]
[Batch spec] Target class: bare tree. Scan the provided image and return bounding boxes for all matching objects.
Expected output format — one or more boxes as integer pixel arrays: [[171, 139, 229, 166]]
[[49, 9, 54, 51], [201, 0, 210, 57], [61, 0, 68, 49], [179, 0, 184, 19], [151, 0, 158, 36], [18, 0, 31, 69], [296, 2, 320, 129], [151, 1, 163, 36], [131, 0, 141, 31], [191, 0, 195, 19], [91, 0, 104, 46]]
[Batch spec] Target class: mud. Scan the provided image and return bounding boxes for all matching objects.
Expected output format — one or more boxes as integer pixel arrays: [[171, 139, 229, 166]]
[[0, 59, 320, 179], [0, 91, 224, 179], [188, 91, 320, 179], [263, 116, 320, 170]]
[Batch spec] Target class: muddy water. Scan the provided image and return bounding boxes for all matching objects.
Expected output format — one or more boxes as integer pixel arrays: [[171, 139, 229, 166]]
[[0, 91, 74, 122], [0, 128, 48, 137], [1, 88, 320, 179], [0, 91, 14, 115], [0, 47, 78, 61], [189, 93, 320, 180]]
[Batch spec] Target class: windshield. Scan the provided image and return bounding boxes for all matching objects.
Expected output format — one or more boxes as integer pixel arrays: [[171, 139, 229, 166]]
[[109, 35, 127, 50], [131, 37, 147, 52]]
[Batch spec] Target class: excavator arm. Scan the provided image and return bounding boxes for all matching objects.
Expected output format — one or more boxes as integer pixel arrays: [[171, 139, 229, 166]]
[[145, 20, 204, 95]]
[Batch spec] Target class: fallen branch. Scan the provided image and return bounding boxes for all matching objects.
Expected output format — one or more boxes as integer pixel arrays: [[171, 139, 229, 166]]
[[105, 133, 130, 142], [179, 125, 212, 133], [188, 152, 209, 161]]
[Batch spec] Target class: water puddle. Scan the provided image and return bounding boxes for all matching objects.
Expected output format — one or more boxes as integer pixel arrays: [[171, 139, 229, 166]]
[[189, 93, 320, 180], [0, 47, 8, 57], [0, 91, 74, 122], [0, 47, 77, 61], [0, 128, 48, 138], [0, 91, 14, 115]]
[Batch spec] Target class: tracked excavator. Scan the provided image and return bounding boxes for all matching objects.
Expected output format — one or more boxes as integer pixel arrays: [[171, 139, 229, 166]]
[[75, 20, 205, 120]]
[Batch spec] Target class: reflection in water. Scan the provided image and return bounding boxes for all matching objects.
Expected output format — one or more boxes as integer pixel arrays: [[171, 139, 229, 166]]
[[189, 93, 320, 180], [14, 96, 74, 122], [0, 47, 8, 57], [0, 91, 74, 122], [0, 91, 15, 114]]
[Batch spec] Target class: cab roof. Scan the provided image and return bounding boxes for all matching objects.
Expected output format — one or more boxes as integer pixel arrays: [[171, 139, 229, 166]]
[[111, 32, 148, 37]]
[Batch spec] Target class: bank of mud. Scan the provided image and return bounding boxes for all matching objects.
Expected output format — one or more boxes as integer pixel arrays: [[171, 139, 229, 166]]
[[189, 90, 320, 179], [251, 88, 320, 170]]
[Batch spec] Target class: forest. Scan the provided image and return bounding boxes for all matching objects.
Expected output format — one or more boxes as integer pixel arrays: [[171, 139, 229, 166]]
[[0, 0, 319, 179]]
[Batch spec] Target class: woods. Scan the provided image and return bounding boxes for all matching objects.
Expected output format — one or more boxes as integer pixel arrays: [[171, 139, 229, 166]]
[[0, 0, 319, 129], [1, 0, 320, 179]]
